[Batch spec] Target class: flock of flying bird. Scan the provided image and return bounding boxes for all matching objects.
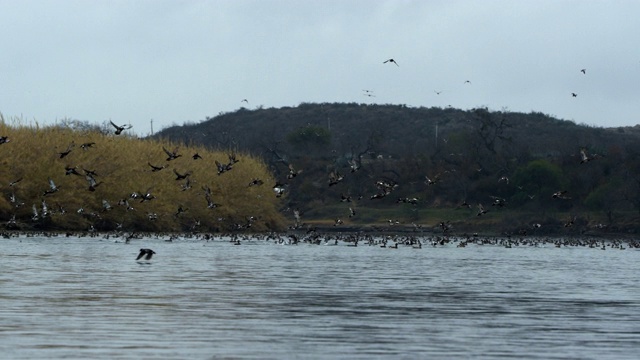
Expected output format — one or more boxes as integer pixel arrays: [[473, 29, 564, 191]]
[[273, 62, 610, 236], [1, 61, 623, 261], [2, 118, 279, 240]]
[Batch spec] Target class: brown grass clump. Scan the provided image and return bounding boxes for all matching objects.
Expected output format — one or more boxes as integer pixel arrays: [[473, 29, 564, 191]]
[[0, 118, 286, 232]]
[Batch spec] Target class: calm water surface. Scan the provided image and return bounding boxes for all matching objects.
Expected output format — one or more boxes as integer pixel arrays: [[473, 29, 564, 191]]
[[1, 235, 639, 359]]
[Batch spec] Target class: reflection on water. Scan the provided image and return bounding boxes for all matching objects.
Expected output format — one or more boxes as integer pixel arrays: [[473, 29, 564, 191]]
[[1, 235, 639, 359]]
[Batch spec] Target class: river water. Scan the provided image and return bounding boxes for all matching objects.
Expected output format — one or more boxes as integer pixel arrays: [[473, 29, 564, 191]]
[[1, 234, 639, 359]]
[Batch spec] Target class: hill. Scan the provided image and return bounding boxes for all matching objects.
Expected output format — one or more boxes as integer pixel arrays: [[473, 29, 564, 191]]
[[154, 103, 640, 235], [0, 117, 286, 232]]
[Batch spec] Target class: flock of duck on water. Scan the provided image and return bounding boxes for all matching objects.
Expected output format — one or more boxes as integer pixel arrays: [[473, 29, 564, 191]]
[[2, 230, 637, 263]]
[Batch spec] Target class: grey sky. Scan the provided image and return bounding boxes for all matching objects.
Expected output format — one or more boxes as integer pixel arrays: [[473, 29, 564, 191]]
[[1, 0, 639, 135]]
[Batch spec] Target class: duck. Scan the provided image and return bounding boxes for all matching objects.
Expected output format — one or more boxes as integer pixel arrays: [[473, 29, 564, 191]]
[[328, 171, 344, 186], [9, 177, 22, 187], [58, 143, 74, 159], [43, 179, 60, 196], [202, 185, 220, 208], [102, 199, 112, 211], [136, 248, 156, 261], [110, 120, 132, 135], [162, 147, 182, 161], [85, 174, 102, 192], [173, 169, 191, 180], [273, 182, 286, 197], [287, 164, 302, 179], [180, 177, 192, 191], [148, 162, 166, 172], [552, 190, 571, 200], [139, 189, 155, 202], [215, 160, 231, 175], [65, 165, 82, 176], [80, 142, 96, 150]]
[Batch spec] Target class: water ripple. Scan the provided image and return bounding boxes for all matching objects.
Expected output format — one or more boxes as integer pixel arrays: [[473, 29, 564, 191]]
[[0, 236, 639, 359]]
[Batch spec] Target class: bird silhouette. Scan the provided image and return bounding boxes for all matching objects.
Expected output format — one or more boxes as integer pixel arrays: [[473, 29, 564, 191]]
[[80, 142, 96, 150], [65, 165, 82, 176], [477, 203, 488, 216], [43, 179, 60, 196], [110, 121, 132, 135], [85, 174, 102, 192], [162, 147, 182, 161], [173, 169, 191, 180], [148, 162, 166, 172], [383, 58, 399, 66], [136, 248, 156, 260], [58, 143, 74, 159], [9, 177, 23, 187]]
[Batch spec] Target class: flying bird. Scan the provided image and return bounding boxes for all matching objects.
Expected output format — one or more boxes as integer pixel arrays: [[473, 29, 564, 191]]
[[65, 165, 82, 176], [148, 162, 166, 172], [571, 92, 578, 97], [580, 69, 586, 74], [552, 190, 571, 200], [9, 177, 23, 187], [43, 179, 60, 196], [85, 174, 102, 192], [136, 248, 156, 261], [80, 142, 96, 150], [173, 169, 191, 180], [163, 147, 182, 161], [383, 58, 399, 66], [110, 121, 132, 135], [287, 164, 302, 179], [328, 171, 344, 186], [58, 143, 74, 159]]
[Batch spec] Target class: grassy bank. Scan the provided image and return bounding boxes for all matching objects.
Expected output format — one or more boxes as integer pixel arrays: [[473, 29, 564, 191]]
[[0, 119, 286, 232]]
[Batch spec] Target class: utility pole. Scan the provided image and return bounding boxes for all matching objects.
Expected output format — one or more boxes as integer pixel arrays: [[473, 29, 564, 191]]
[[150, 119, 154, 136]]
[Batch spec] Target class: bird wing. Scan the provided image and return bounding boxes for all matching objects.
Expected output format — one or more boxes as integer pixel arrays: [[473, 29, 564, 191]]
[[136, 250, 145, 260]]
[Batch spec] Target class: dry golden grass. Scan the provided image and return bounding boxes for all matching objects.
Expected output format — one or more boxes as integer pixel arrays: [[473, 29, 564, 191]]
[[0, 118, 286, 232]]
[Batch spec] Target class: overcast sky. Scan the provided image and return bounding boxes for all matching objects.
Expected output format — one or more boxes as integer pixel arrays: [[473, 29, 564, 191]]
[[1, 0, 639, 135]]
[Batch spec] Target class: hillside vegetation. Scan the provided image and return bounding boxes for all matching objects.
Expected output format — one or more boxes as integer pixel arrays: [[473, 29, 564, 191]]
[[154, 103, 640, 235], [0, 117, 286, 232]]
